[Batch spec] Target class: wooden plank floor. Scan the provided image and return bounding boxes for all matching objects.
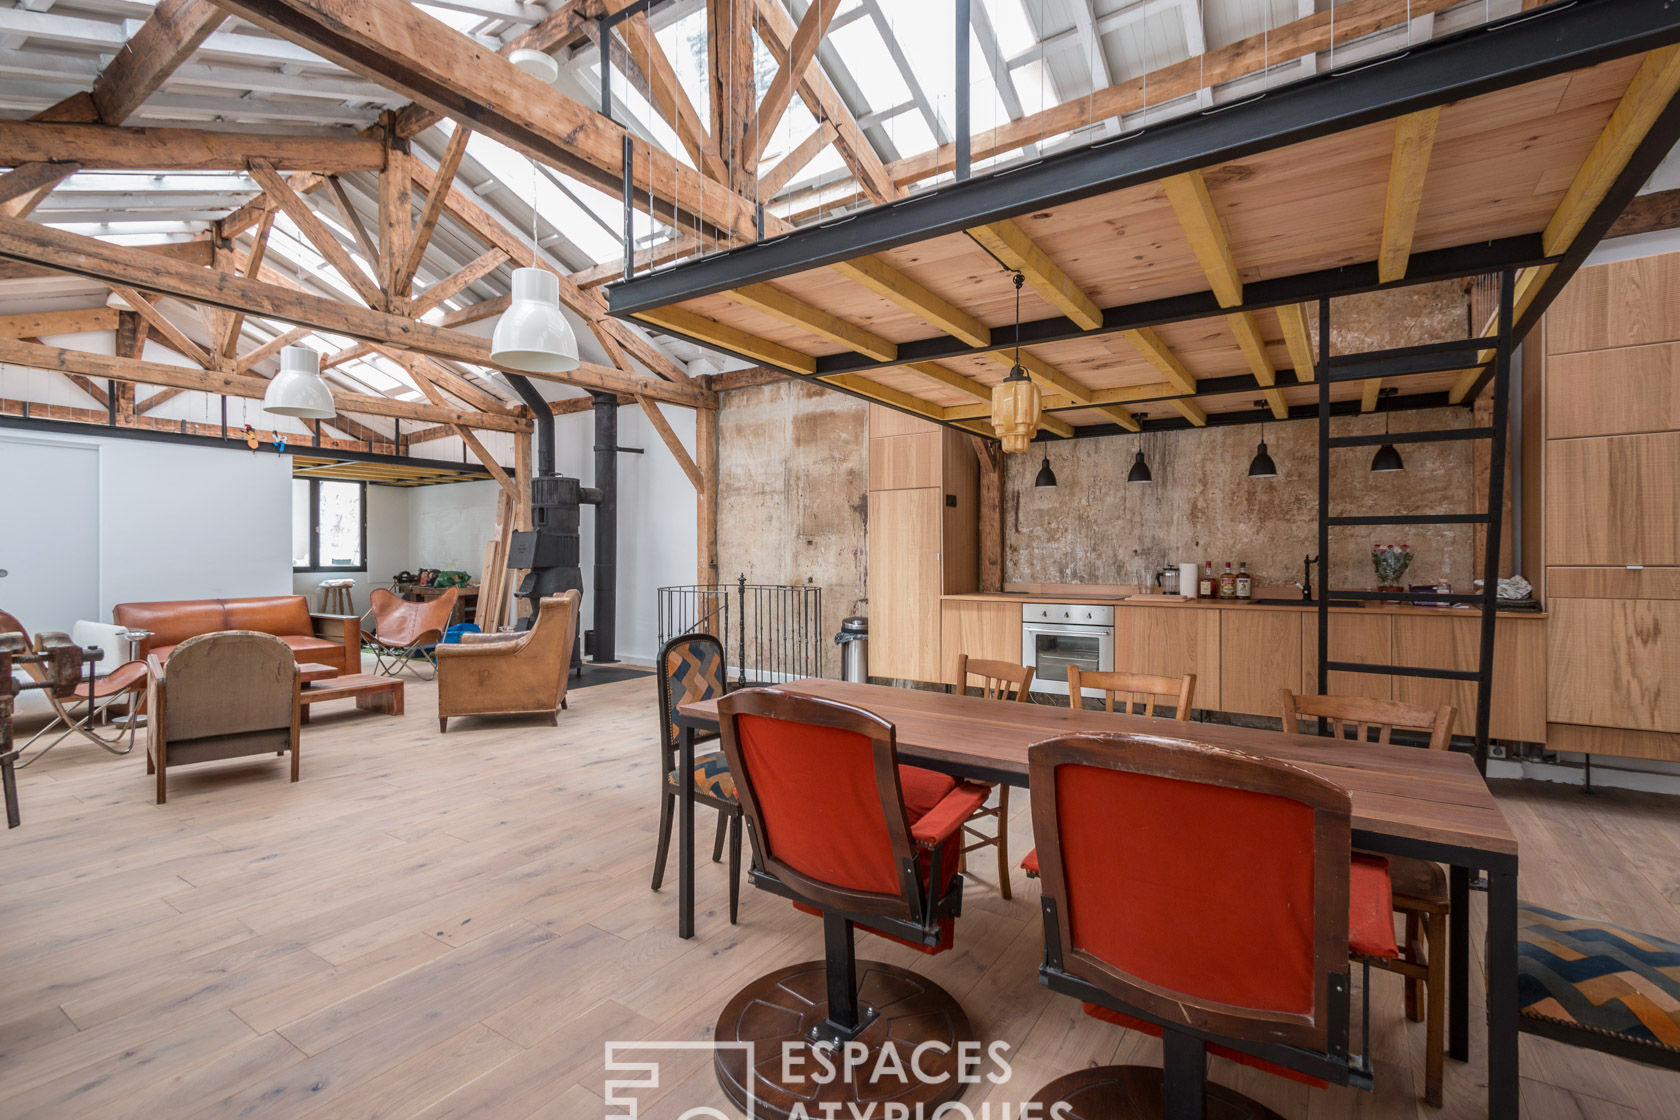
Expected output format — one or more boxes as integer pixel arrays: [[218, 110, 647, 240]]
[[3, 675, 1677, 1118]]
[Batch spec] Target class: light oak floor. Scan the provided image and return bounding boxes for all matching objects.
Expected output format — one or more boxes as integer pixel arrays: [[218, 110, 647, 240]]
[[3, 675, 1677, 1119]]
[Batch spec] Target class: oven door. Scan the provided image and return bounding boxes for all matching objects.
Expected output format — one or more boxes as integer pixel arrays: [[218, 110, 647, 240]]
[[1022, 623, 1115, 696]]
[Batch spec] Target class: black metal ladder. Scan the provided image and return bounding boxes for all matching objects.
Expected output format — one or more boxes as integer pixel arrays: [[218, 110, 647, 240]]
[[1314, 269, 1516, 773]]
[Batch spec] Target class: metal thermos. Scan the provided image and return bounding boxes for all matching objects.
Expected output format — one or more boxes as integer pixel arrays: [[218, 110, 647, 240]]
[[835, 617, 868, 682]]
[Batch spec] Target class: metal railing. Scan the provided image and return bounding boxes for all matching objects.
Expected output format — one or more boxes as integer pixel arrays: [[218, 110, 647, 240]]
[[657, 576, 824, 688]]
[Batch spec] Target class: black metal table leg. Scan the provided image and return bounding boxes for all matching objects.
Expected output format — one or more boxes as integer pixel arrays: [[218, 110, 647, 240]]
[[678, 723, 695, 939], [1450, 863, 1470, 1061], [1485, 863, 1520, 1117], [2, 750, 18, 828]]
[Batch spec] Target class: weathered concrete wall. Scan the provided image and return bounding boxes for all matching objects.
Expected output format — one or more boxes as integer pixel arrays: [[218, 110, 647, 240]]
[[717, 380, 868, 671], [1005, 406, 1480, 593]]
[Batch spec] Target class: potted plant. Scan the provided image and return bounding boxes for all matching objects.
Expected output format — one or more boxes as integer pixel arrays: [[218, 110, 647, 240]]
[[1372, 544, 1413, 602]]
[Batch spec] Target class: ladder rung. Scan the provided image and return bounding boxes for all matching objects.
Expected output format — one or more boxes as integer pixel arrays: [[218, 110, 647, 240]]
[[1324, 661, 1482, 682], [1328, 427, 1496, 448], [1322, 590, 1488, 605], [1327, 514, 1490, 526]]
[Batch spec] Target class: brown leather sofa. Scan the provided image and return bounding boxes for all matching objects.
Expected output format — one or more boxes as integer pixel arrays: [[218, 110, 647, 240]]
[[114, 596, 360, 677], [436, 590, 579, 731]]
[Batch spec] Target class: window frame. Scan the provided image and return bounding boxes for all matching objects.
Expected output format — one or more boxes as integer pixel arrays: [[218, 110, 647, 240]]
[[292, 478, 369, 574]]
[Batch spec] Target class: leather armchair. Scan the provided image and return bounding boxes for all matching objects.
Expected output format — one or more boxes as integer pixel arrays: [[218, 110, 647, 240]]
[[435, 590, 579, 732]]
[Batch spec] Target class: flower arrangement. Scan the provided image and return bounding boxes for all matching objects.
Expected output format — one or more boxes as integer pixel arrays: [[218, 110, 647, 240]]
[[1372, 543, 1413, 588]]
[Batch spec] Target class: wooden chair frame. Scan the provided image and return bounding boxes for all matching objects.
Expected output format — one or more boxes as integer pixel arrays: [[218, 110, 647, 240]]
[[1068, 665, 1196, 719], [652, 633, 743, 924], [1029, 732, 1361, 1099], [0, 609, 147, 763], [953, 653, 1033, 900], [1280, 688, 1455, 1106]]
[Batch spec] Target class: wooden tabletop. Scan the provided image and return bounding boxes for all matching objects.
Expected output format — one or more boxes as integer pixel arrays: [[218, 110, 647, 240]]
[[678, 678, 1517, 861], [297, 663, 339, 684]]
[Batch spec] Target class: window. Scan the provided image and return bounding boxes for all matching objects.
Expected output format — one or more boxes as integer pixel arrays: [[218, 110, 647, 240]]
[[293, 479, 366, 572]]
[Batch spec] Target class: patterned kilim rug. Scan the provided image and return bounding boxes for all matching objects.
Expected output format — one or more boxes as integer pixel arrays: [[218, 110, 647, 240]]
[[1517, 901, 1680, 1067]]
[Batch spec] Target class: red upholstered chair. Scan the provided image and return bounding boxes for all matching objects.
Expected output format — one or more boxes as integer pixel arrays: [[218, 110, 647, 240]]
[[1025, 732, 1399, 1119], [713, 688, 991, 1118]]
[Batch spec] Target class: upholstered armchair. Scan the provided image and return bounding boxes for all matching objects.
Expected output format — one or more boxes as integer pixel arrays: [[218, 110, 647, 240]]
[[435, 590, 578, 732], [146, 631, 301, 804]]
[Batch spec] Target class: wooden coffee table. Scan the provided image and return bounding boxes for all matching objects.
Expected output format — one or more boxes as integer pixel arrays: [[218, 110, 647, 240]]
[[298, 672, 404, 724]]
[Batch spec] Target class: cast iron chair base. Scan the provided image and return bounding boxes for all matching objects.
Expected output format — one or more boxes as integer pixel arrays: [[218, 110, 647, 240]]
[[713, 959, 973, 1120], [1028, 1066, 1285, 1120]]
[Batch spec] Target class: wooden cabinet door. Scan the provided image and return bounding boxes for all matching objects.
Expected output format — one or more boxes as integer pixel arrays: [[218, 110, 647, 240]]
[[1546, 432, 1680, 565], [1302, 613, 1393, 702], [1391, 616, 1547, 742], [1220, 610, 1302, 717], [1117, 607, 1221, 710], [940, 601, 1023, 688], [869, 487, 942, 683], [1549, 597, 1680, 733], [1547, 344, 1680, 439]]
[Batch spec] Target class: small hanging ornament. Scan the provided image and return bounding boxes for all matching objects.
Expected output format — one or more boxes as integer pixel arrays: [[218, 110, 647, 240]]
[[273, 432, 287, 453], [244, 423, 259, 452]]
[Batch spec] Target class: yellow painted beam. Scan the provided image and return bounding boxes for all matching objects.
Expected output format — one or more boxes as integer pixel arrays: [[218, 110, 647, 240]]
[[634, 305, 817, 374], [725, 282, 898, 362], [1120, 327, 1198, 396], [1377, 108, 1440, 283], [1275, 303, 1316, 382], [818, 372, 945, 420], [1361, 378, 1381, 412], [1163, 170, 1243, 307], [967, 220, 1102, 330], [906, 360, 991, 401], [831, 256, 990, 347], [983, 348, 1095, 405], [1169, 397, 1208, 427]]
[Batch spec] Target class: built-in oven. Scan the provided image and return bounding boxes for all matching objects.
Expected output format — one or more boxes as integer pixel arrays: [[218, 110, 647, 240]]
[[1021, 603, 1115, 697]]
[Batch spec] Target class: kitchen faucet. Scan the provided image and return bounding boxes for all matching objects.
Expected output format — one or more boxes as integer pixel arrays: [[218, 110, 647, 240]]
[[1297, 554, 1319, 601]]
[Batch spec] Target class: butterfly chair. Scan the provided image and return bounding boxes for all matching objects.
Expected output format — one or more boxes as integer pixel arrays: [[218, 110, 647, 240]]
[[713, 688, 991, 1119], [0, 608, 148, 763], [1026, 732, 1399, 1119], [1281, 689, 1456, 1106], [364, 586, 457, 680], [952, 654, 1033, 900], [651, 633, 744, 923]]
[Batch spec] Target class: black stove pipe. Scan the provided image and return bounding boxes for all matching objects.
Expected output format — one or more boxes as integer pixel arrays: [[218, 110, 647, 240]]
[[590, 391, 618, 664], [500, 373, 555, 477]]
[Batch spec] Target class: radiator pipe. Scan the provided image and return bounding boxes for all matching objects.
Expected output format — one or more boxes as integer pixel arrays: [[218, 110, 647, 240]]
[[500, 372, 555, 477], [591, 391, 618, 664]]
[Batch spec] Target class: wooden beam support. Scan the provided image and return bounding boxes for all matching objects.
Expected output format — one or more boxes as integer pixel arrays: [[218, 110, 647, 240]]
[[1275, 303, 1316, 382], [248, 159, 384, 308], [0, 163, 81, 207], [0, 121, 386, 172], [218, 207, 276, 359], [634, 306, 817, 374], [1378, 108, 1440, 283], [966, 435, 1003, 593], [831, 257, 990, 348], [1119, 328, 1197, 397], [819, 373, 950, 423], [1227, 311, 1286, 419], [1163, 170, 1243, 308], [906, 361, 991, 401], [109, 287, 213, 369], [326, 174, 379, 263], [723, 283, 897, 362], [378, 132, 412, 311], [371, 345, 512, 415], [89, 0, 226, 124], [398, 125, 470, 292], [759, 121, 836, 198], [696, 401, 718, 586], [237, 325, 311, 373], [620, 12, 728, 184], [0, 338, 529, 432], [1607, 186, 1680, 238], [0, 309, 120, 339], [411, 248, 509, 317], [749, 0, 838, 175], [635, 395, 702, 490], [967, 221, 1102, 330]]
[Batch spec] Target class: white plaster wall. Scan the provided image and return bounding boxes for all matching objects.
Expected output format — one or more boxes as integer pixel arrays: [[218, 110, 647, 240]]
[[290, 482, 412, 616]]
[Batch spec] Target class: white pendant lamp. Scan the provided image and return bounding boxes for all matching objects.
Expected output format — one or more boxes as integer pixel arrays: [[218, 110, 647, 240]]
[[492, 267, 580, 373], [262, 344, 336, 419], [509, 48, 560, 85]]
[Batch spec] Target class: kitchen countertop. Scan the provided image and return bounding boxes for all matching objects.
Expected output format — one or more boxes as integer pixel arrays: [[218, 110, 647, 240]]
[[940, 591, 1546, 619]]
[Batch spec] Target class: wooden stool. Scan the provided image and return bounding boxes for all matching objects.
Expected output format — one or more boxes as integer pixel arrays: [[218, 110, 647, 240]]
[[317, 578, 355, 615]]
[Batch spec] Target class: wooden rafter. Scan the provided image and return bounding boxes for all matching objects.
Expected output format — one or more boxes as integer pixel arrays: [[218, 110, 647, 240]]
[[1378, 108, 1441, 283], [831, 257, 990, 348], [723, 283, 897, 362], [1275, 304, 1316, 382], [326, 175, 380, 263], [411, 248, 509, 317], [967, 221, 1102, 330], [1163, 170, 1243, 308], [981, 349, 1136, 431], [0, 309, 119, 339], [237, 325, 310, 373], [636, 306, 817, 374], [636, 395, 702, 490], [0, 121, 386, 173], [759, 121, 837, 198], [906, 361, 991, 402], [248, 159, 384, 309], [0, 163, 80, 208], [620, 12, 728, 184], [109, 287, 213, 370], [217, 207, 276, 360], [371, 346, 511, 415], [749, 0, 838, 176], [398, 125, 471, 293], [1118, 328, 1206, 427], [378, 132, 412, 310]]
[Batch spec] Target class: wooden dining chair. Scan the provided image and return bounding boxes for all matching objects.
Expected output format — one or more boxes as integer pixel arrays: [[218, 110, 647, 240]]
[[1280, 689, 1456, 1106], [1067, 665, 1196, 720], [953, 654, 1033, 900]]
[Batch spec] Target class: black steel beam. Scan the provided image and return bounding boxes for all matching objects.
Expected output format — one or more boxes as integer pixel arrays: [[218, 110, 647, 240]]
[[1328, 426, 1495, 447], [608, 0, 1680, 316], [1024, 390, 1456, 442]]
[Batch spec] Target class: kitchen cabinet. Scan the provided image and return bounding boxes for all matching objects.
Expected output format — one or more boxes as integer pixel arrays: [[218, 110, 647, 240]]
[[1545, 432, 1680, 566], [940, 600, 1023, 687], [1302, 613, 1394, 703], [1391, 616, 1546, 743], [1220, 610, 1301, 716], [1548, 597, 1680, 733], [1115, 605, 1221, 711]]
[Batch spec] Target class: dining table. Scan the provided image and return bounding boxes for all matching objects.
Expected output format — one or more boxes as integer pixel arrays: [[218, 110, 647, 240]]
[[673, 677, 1521, 1117]]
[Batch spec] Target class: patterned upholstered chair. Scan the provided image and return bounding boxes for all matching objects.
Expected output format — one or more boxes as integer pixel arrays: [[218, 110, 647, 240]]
[[652, 633, 744, 923], [711, 688, 991, 1117], [1025, 732, 1400, 1118]]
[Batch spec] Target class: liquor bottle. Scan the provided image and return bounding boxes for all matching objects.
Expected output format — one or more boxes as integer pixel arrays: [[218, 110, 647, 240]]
[[1199, 561, 1214, 600], [1236, 561, 1252, 601], [1220, 562, 1237, 599]]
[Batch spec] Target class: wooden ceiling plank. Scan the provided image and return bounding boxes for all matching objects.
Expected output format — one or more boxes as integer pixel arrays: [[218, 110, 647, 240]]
[[967, 220, 1103, 331], [0, 121, 386, 173], [1378, 108, 1441, 283], [749, 0, 839, 176], [636, 395, 703, 490], [248, 159, 385, 308], [832, 256, 991, 348], [1275, 303, 1316, 382], [398, 126, 472, 293], [635, 306, 817, 374], [1163, 169, 1243, 308], [723, 282, 898, 362]]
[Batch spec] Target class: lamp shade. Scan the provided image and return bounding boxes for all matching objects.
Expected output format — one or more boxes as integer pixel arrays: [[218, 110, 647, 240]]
[[1127, 448, 1153, 483], [509, 48, 560, 84], [262, 345, 336, 419], [1034, 455, 1057, 487], [990, 367, 1041, 454], [1248, 440, 1278, 478], [1371, 443, 1405, 472], [492, 267, 579, 373]]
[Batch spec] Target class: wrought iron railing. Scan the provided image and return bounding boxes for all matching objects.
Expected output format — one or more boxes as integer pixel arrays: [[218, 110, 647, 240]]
[[657, 576, 824, 688]]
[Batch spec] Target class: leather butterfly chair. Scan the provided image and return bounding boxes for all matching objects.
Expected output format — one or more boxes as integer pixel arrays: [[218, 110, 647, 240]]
[[1026, 732, 1400, 1119], [364, 586, 457, 680], [651, 633, 744, 923], [713, 688, 991, 1119]]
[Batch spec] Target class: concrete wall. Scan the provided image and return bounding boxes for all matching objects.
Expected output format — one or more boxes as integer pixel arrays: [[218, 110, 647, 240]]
[[716, 380, 868, 674]]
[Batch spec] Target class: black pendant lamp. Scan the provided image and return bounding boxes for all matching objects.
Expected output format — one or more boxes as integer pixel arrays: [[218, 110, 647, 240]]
[[1248, 402, 1278, 478], [1371, 387, 1405, 473], [1034, 454, 1057, 487], [1127, 413, 1153, 482]]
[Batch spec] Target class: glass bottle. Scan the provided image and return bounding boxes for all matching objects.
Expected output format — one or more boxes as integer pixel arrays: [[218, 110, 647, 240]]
[[1199, 561, 1214, 599], [1236, 561, 1252, 601], [1220, 562, 1237, 599]]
